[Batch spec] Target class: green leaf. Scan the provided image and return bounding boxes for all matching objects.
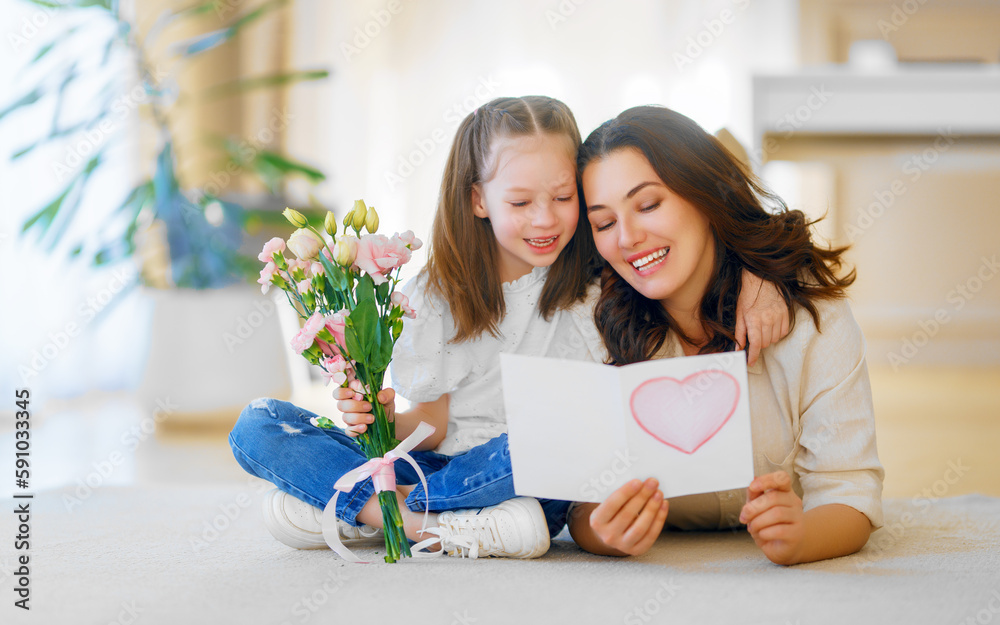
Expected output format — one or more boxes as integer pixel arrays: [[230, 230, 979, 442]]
[[256, 151, 326, 182], [30, 41, 57, 63], [203, 69, 329, 99], [314, 416, 337, 429], [43, 153, 103, 248], [356, 273, 376, 303], [345, 298, 377, 363], [376, 281, 390, 302], [22, 180, 76, 235], [369, 320, 394, 372], [0, 88, 44, 122], [172, 27, 235, 56], [228, 0, 289, 31], [317, 250, 348, 291]]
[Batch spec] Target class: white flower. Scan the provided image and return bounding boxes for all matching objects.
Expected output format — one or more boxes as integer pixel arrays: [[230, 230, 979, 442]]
[[286, 228, 325, 260]]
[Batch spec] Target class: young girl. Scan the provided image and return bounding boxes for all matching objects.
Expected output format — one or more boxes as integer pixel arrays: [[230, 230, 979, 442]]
[[567, 105, 884, 565], [230, 96, 787, 560]]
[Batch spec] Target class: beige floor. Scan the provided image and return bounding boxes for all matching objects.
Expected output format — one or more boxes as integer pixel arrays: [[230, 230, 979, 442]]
[[2, 366, 998, 500], [868, 365, 1000, 499]]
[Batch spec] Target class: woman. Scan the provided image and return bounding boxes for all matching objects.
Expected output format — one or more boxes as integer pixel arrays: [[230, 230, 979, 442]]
[[568, 106, 884, 565]]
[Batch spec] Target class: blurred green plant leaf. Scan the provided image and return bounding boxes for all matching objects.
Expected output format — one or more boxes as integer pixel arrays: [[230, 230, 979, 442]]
[[203, 69, 329, 99], [171, 0, 288, 57]]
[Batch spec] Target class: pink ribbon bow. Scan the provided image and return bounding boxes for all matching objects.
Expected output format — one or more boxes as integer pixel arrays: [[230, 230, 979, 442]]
[[321, 421, 436, 563]]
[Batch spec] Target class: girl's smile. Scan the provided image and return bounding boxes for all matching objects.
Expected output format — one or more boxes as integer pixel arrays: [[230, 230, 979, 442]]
[[472, 133, 579, 283]]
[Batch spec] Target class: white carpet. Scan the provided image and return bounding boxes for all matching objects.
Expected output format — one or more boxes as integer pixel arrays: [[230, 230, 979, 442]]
[[3, 483, 999, 625]]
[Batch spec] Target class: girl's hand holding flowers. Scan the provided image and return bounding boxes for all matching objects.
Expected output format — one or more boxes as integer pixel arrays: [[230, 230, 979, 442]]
[[335, 387, 396, 438]]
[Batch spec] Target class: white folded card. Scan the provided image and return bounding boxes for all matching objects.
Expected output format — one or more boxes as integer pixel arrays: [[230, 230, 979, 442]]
[[499, 351, 754, 503]]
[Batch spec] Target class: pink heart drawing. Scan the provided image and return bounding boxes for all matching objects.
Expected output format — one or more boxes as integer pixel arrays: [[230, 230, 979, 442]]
[[630, 371, 740, 454]]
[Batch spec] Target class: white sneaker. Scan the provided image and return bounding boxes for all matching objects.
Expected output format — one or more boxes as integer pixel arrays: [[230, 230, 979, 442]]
[[262, 488, 381, 550], [413, 497, 550, 559]]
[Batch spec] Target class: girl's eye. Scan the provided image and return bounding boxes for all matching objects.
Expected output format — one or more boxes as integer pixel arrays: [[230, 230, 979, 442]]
[[510, 201, 529, 208], [594, 220, 615, 232], [639, 201, 660, 212], [556, 195, 573, 202]]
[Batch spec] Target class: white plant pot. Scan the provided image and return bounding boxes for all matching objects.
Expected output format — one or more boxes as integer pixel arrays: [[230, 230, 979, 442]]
[[136, 285, 291, 428]]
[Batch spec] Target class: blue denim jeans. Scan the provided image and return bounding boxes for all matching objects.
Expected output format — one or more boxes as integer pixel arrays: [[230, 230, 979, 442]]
[[229, 398, 570, 537]]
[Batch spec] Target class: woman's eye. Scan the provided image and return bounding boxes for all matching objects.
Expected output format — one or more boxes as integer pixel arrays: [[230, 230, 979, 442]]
[[594, 220, 615, 232], [510, 201, 529, 208], [639, 201, 660, 213], [555, 195, 573, 202]]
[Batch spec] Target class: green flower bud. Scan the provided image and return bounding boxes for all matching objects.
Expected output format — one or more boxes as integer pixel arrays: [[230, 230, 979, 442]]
[[282, 207, 308, 228]]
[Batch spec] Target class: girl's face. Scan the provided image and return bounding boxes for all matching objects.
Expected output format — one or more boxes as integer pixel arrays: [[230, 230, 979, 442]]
[[582, 148, 715, 314], [472, 133, 579, 283]]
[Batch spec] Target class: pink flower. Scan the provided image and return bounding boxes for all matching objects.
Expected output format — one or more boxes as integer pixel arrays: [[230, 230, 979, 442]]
[[390, 291, 416, 319], [290, 312, 325, 354], [296, 279, 312, 295], [310, 262, 325, 276], [258, 237, 286, 263], [319, 355, 349, 386], [354, 234, 412, 284], [395, 230, 423, 251], [324, 309, 349, 355], [258, 261, 278, 294]]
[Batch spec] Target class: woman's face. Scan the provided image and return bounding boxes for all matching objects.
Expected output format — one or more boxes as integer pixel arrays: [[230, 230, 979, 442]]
[[582, 148, 716, 313]]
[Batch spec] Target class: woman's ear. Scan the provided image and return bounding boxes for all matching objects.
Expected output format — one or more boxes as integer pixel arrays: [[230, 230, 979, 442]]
[[471, 185, 489, 219]]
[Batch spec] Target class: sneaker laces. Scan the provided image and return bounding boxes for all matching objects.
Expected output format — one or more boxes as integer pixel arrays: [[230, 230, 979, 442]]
[[412, 512, 500, 559]]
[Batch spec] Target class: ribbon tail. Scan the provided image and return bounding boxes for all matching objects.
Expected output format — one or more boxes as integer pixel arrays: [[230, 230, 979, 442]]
[[395, 450, 432, 538], [321, 491, 367, 563]]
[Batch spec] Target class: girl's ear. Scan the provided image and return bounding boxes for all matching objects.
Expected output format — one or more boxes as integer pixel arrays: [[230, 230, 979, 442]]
[[471, 184, 489, 219]]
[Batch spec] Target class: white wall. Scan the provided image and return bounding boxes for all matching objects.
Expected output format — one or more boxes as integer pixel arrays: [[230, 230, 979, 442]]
[[283, 0, 800, 281]]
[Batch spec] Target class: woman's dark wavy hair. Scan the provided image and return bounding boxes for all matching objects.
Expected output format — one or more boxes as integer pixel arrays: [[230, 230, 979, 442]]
[[425, 96, 602, 342], [577, 105, 855, 365]]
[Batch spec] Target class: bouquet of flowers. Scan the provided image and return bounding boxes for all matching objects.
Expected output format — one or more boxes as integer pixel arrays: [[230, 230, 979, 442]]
[[258, 200, 426, 563]]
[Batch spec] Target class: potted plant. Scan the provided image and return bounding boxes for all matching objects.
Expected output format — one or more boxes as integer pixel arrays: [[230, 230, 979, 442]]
[[3, 0, 331, 426]]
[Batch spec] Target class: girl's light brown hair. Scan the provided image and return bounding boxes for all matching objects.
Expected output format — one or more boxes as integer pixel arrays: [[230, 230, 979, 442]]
[[424, 96, 601, 342], [577, 105, 855, 365]]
